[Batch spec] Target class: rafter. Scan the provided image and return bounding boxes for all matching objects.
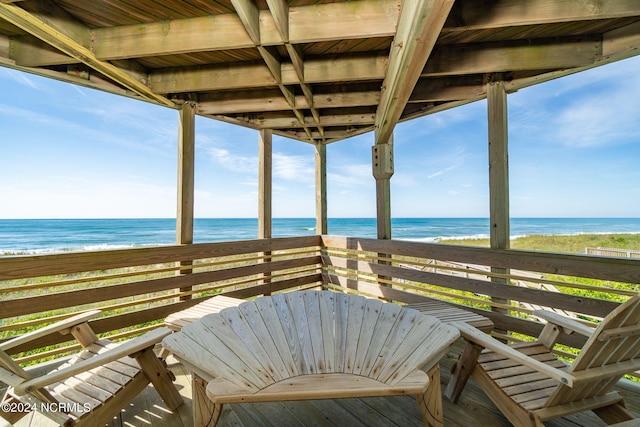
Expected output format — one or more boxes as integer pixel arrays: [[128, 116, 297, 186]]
[[374, 0, 454, 145], [0, 2, 173, 107], [226, 0, 318, 141], [230, 0, 260, 45], [266, 0, 288, 42]]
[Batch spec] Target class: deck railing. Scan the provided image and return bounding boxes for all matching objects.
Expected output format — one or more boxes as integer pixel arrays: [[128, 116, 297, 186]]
[[1, 234, 639, 364], [0, 236, 322, 362], [321, 235, 640, 355]]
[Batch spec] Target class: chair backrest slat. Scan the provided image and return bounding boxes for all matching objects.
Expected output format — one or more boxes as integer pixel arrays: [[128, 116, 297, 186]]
[[546, 294, 640, 407]]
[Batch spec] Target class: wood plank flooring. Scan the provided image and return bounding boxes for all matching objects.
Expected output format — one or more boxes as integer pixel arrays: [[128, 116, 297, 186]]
[[7, 340, 640, 426]]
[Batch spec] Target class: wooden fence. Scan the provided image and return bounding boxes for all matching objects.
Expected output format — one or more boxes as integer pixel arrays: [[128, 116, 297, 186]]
[[586, 247, 640, 258], [0, 236, 322, 362], [322, 235, 640, 355], [1, 234, 639, 364]]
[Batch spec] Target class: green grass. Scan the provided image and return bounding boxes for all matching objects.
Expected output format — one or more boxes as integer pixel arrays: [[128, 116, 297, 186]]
[[439, 233, 640, 254]]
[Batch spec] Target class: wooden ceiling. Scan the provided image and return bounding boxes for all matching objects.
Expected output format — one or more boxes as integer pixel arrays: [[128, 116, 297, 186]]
[[1, 0, 639, 145]]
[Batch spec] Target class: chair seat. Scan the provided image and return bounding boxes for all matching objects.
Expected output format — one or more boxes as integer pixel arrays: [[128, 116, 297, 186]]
[[38, 341, 146, 421], [475, 342, 568, 411]]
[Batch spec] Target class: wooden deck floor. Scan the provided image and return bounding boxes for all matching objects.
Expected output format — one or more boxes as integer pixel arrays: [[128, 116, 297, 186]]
[[9, 340, 640, 426]]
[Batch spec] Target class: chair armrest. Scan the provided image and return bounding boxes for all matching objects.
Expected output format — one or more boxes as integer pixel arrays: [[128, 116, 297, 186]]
[[13, 327, 171, 395], [453, 322, 575, 387], [0, 310, 102, 353], [533, 310, 596, 337]]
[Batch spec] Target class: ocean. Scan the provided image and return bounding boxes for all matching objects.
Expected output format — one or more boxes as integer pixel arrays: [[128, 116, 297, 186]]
[[1, 218, 640, 255]]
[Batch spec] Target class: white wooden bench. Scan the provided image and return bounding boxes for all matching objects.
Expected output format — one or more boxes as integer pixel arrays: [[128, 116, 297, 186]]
[[163, 290, 460, 426]]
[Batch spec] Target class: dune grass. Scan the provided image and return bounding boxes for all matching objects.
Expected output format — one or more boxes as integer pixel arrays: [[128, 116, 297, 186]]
[[439, 233, 640, 254]]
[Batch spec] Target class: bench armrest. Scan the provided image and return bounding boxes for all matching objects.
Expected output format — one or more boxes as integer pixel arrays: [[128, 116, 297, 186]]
[[453, 322, 575, 387], [13, 327, 171, 395], [0, 310, 102, 353]]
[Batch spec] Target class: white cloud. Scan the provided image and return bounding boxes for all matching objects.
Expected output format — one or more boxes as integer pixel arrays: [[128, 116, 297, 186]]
[[273, 152, 313, 181], [0, 69, 41, 90], [328, 163, 371, 187], [207, 146, 257, 174], [427, 162, 462, 179]]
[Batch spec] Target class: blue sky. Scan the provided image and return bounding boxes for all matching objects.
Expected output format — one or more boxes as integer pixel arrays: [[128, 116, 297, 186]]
[[1, 56, 639, 219]]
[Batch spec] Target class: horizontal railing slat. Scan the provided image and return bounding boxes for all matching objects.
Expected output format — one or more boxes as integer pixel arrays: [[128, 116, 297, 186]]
[[4, 273, 324, 355], [0, 256, 321, 318], [0, 235, 321, 280], [321, 235, 640, 284], [323, 255, 619, 317]]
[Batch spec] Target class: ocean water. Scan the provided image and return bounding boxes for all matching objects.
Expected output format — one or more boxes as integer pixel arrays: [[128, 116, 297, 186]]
[[1, 218, 640, 255]]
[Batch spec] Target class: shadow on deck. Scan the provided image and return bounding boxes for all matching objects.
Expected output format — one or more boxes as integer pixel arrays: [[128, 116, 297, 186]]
[[12, 340, 640, 427]]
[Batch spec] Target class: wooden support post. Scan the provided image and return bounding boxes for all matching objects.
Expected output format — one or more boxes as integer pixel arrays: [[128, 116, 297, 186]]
[[373, 133, 394, 296], [487, 76, 511, 325], [177, 101, 196, 301], [258, 129, 273, 295], [315, 142, 328, 235], [372, 134, 394, 240], [258, 129, 272, 240]]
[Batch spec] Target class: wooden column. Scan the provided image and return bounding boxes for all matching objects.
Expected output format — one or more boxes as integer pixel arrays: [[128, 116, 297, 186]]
[[177, 102, 195, 245], [258, 129, 272, 239], [487, 76, 511, 325], [315, 142, 328, 235], [258, 129, 272, 295], [488, 78, 510, 251], [373, 134, 394, 240], [176, 101, 196, 301], [373, 133, 394, 297]]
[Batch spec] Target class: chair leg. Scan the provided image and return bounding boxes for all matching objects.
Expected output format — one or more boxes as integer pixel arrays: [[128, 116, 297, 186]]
[[134, 348, 183, 410], [417, 365, 444, 427], [444, 342, 482, 403], [192, 374, 222, 427], [593, 402, 635, 424]]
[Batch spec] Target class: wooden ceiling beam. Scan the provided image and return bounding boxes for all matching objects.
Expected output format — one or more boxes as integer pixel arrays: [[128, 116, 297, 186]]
[[197, 86, 382, 115], [195, 77, 484, 116], [444, 0, 640, 33], [150, 53, 388, 94], [85, 0, 398, 62], [0, 2, 173, 107], [285, 127, 371, 142], [9, 0, 398, 67], [375, 0, 455, 145], [505, 21, 640, 93], [241, 109, 376, 129], [424, 37, 602, 76], [149, 35, 608, 95], [410, 76, 484, 102]]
